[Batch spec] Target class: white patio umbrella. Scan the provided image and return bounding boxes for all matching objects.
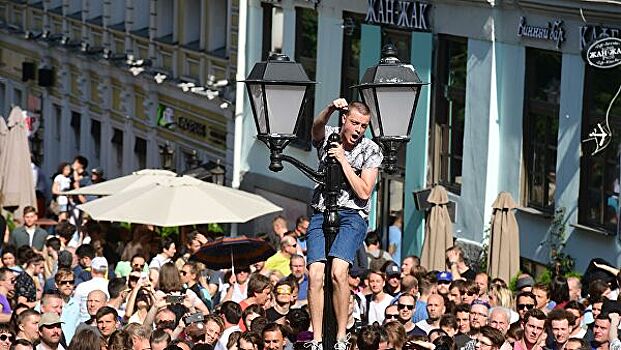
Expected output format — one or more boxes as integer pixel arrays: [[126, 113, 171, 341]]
[[62, 169, 179, 196], [77, 175, 282, 226], [0, 107, 36, 219]]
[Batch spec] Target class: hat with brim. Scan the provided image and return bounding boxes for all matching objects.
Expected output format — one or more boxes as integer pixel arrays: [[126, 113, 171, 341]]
[[39, 312, 64, 328]]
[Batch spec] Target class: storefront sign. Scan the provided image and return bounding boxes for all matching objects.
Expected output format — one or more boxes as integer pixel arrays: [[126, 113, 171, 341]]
[[585, 37, 621, 69], [580, 25, 621, 50], [177, 116, 208, 138], [365, 0, 431, 32], [517, 16, 565, 48]]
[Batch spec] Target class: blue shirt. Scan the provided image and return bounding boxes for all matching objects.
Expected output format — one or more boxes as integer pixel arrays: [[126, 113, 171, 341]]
[[412, 299, 428, 323], [297, 275, 309, 301], [388, 225, 402, 263]]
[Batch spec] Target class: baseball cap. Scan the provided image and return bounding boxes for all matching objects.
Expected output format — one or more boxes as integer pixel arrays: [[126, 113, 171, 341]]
[[91, 257, 108, 271], [91, 167, 104, 175], [437, 271, 453, 282], [516, 276, 535, 290], [385, 264, 401, 277], [349, 266, 366, 279], [39, 312, 63, 328]]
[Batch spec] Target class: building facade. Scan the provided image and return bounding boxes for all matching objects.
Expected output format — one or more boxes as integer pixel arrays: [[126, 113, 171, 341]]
[[0, 0, 236, 186], [238, 0, 621, 272]]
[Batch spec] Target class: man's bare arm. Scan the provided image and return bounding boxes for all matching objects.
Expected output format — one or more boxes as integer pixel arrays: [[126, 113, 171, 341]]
[[312, 98, 348, 143]]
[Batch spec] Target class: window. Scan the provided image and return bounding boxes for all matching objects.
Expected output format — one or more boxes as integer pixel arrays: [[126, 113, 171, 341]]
[[90, 120, 101, 167], [70, 111, 81, 155], [206, 0, 227, 56], [433, 35, 467, 193], [522, 48, 561, 212], [155, 0, 174, 40], [134, 137, 147, 170], [381, 27, 411, 63], [293, 7, 317, 150], [13, 88, 22, 107], [133, 0, 149, 31], [109, 0, 124, 25], [261, 3, 284, 60], [0, 82, 5, 116], [340, 12, 363, 103], [111, 128, 124, 175], [183, 0, 200, 47], [579, 66, 621, 233]]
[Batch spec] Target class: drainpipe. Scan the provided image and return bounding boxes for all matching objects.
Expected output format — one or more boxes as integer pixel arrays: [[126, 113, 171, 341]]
[[230, 0, 247, 237]]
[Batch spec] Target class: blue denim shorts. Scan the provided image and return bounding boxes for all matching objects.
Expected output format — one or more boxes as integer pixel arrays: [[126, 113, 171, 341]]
[[306, 209, 368, 266]]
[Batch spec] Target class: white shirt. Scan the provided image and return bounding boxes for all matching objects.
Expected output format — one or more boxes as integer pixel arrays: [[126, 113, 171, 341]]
[[414, 319, 436, 335], [54, 174, 71, 205], [367, 293, 392, 325], [149, 254, 170, 270], [73, 277, 110, 322], [36, 342, 65, 350], [26, 227, 36, 246], [215, 325, 241, 350]]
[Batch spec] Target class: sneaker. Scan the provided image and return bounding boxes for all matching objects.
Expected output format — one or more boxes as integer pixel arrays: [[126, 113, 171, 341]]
[[334, 337, 350, 350], [304, 340, 323, 350]]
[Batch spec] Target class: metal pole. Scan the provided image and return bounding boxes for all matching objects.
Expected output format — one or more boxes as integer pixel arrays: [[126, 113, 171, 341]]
[[322, 133, 342, 349]]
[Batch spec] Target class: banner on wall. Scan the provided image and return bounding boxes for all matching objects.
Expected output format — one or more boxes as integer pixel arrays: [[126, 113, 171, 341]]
[[156, 104, 176, 129]]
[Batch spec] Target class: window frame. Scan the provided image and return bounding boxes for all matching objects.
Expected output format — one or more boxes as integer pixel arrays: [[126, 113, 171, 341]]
[[432, 34, 467, 194]]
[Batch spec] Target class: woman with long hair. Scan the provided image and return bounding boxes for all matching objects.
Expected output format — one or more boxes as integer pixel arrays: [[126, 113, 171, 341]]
[[155, 263, 209, 314]]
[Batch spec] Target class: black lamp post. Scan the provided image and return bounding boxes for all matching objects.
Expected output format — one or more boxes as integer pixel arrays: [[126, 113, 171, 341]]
[[243, 46, 427, 349], [186, 150, 201, 170], [159, 142, 174, 170]]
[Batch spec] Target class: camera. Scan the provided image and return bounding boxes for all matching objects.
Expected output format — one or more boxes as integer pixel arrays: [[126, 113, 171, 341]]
[[166, 294, 184, 304], [183, 312, 205, 324]]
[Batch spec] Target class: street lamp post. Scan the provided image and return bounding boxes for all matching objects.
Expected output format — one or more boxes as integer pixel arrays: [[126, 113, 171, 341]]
[[242, 45, 427, 349]]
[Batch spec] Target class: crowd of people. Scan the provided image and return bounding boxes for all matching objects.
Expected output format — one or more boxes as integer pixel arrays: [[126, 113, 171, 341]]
[[1, 98, 619, 350], [0, 207, 619, 350]]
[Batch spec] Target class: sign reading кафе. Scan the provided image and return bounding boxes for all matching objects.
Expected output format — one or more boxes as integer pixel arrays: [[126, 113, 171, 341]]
[[365, 0, 431, 32]]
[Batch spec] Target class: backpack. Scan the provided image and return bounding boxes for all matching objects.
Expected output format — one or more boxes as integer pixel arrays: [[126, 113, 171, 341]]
[[367, 250, 389, 271]]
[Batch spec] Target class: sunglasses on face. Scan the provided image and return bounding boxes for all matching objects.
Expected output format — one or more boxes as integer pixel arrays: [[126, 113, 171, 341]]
[[156, 321, 176, 330], [59, 280, 74, 286], [517, 304, 535, 310], [133, 264, 145, 269], [465, 291, 477, 296], [0, 334, 14, 342], [385, 314, 399, 319], [179, 271, 188, 276], [398, 303, 415, 310]]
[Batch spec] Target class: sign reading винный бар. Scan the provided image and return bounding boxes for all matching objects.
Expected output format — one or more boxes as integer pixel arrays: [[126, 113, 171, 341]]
[[517, 16, 565, 49], [365, 0, 431, 32]]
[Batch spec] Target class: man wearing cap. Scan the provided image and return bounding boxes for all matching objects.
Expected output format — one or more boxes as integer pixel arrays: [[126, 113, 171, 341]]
[[516, 275, 535, 293], [73, 257, 110, 322], [437, 271, 453, 297], [91, 168, 106, 184], [36, 313, 64, 350], [384, 264, 401, 296]]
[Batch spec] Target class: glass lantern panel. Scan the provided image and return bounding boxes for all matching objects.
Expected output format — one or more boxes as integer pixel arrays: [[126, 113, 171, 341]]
[[376, 86, 417, 138], [265, 84, 306, 136], [361, 88, 380, 138], [249, 83, 268, 134]]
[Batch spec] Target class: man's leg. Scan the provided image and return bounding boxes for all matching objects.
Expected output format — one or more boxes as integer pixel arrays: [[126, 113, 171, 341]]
[[331, 258, 350, 341], [308, 261, 326, 341]]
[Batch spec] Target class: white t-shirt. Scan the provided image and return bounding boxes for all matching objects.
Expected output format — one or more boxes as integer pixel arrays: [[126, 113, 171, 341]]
[[73, 277, 110, 322], [149, 255, 170, 270], [367, 293, 392, 325], [54, 174, 71, 205]]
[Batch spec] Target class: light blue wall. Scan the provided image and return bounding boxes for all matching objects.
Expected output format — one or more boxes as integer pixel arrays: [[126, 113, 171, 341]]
[[457, 39, 493, 242], [360, 24, 381, 230], [496, 43, 525, 197], [403, 32, 433, 257]]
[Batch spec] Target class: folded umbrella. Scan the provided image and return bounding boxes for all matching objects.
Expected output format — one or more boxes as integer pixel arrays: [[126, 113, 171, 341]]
[[190, 236, 276, 270]]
